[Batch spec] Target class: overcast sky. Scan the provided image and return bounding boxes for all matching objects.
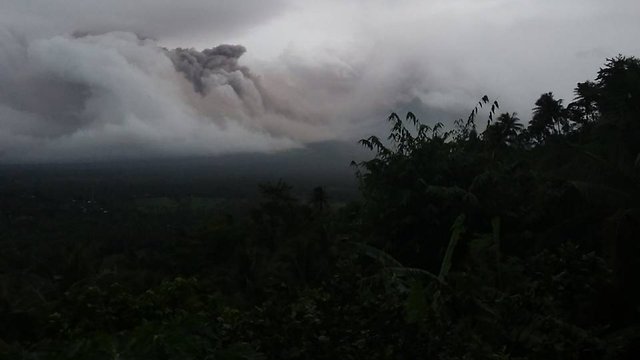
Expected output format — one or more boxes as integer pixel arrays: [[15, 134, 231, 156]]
[[1, 0, 639, 162]]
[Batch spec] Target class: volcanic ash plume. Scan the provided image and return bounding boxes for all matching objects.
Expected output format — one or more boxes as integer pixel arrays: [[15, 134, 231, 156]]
[[0, 31, 305, 162], [166, 44, 333, 142], [168, 44, 250, 95], [0, 29, 411, 163]]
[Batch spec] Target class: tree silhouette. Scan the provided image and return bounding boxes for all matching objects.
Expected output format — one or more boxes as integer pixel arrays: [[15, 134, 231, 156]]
[[568, 81, 599, 125], [310, 186, 328, 213], [591, 56, 640, 172], [495, 112, 523, 145], [482, 113, 523, 156], [596, 55, 640, 117], [528, 92, 567, 142]]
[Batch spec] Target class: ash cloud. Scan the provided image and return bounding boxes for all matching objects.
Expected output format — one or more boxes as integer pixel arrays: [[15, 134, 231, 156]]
[[0, 31, 302, 162], [166, 45, 320, 131], [0, 27, 459, 162], [169, 45, 250, 95]]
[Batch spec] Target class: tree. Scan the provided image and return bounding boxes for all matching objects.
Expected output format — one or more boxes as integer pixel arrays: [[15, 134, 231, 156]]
[[496, 112, 523, 145], [596, 55, 640, 118], [310, 186, 328, 212], [528, 92, 567, 143], [591, 56, 640, 172], [483, 113, 524, 156], [567, 81, 600, 125]]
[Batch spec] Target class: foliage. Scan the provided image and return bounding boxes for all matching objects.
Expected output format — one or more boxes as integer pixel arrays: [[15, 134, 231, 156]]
[[2, 56, 640, 359]]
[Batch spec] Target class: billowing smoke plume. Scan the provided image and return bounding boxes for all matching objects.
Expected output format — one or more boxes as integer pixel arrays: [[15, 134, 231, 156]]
[[169, 45, 250, 95], [0, 31, 324, 162], [0, 28, 473, 163]]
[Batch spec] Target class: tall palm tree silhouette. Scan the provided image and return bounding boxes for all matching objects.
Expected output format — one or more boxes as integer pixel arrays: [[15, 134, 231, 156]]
[[529, 92, 566, 142], [571, 81, 600, 123], [495, 112, 523, 145], [483, 112, 523, 156]]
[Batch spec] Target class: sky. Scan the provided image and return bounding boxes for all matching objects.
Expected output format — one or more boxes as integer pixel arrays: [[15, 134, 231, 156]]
[[0, 0, 638, 162]]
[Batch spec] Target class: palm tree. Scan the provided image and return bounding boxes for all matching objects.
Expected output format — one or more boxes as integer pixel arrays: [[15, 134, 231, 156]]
[[495, 112, 524, 145], [528, 92, 567, 142], [483, 113, 524, 155], [568, 81, 600, 125]]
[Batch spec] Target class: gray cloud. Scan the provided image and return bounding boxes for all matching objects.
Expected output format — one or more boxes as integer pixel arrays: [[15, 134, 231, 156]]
[[0, 0, 287, 42], [233, 0, 640, 134]]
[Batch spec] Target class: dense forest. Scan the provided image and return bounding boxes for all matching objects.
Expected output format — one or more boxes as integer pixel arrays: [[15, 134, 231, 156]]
[[1, 55, 639, 359]]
